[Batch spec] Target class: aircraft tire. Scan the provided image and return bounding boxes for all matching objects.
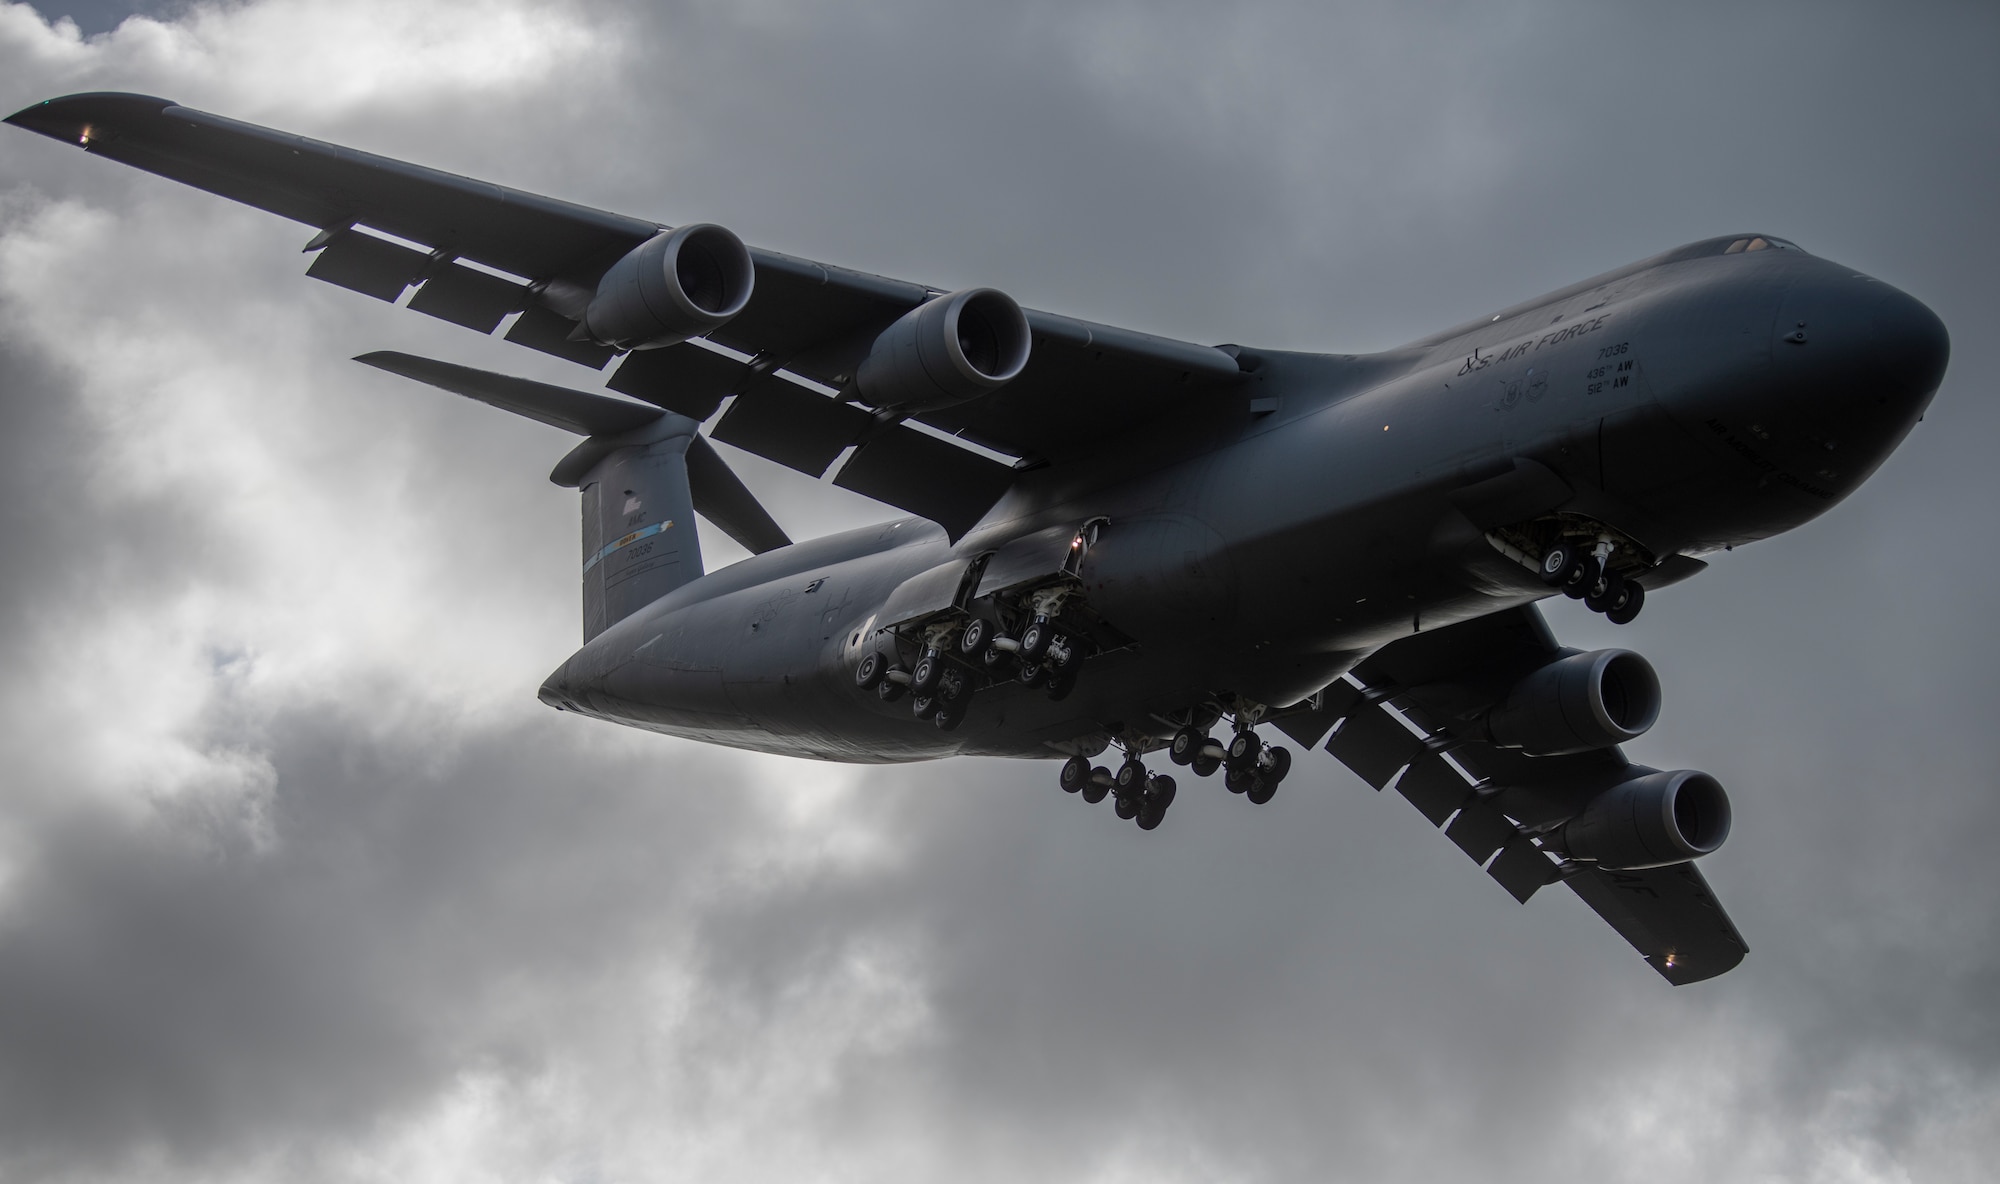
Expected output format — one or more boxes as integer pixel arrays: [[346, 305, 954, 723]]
[[854, 651, 886, 690], [1017, 661, 1048, 689], [1225, 766, 1253, 794], [876, 673, 908, 703], [1148, 773, 1177, 809], [1264, 745, 1292, 785], [1606, 580, 1646, 625], [1114, 792, 1140, 820], [1059, 755, 1091, 793], [1192, 752, 1223, 778], [1226, 731, 1260, 772], [1541, 541, 1587, 588], [911, 694, 941, 721], [1169, 726, 1204, 765], [1246, 775, 1277, 806], [1045, 667, 1079, 701], [983, 644, 1014, 672], [1019, 618, 1052, 661], [911, 653, 944, 696], [932, 698, 967, 731], [1081, 771, 1110, 805], [1136, 801, 1164, 830], [959, 618, 990, 655], [1584, 570, 1627, 614]]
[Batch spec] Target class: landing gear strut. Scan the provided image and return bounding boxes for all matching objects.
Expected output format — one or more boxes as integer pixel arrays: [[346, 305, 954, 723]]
[[1542, 537, 1647, 624]]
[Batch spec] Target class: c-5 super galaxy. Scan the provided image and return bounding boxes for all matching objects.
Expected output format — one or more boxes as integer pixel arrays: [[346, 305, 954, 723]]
[[8, 93, 1950, 984]]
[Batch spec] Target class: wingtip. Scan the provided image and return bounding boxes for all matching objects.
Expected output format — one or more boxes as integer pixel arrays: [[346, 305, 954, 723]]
[[5, 92, 178, 141]]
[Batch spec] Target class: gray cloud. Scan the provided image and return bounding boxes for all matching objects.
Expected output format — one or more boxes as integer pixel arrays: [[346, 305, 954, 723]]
[[1, 0, 1997, 1180]]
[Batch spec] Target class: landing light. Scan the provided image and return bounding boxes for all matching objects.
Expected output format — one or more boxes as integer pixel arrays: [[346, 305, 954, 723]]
[[1664, 952, 1678, 968]]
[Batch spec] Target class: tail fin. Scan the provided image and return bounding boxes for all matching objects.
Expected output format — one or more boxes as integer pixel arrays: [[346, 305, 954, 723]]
[[353, 351, 792, 642], [578, 416, 702, 640]]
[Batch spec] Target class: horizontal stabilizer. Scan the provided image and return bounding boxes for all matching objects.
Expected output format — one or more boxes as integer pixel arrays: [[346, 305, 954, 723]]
[[353, 352, 790, 556], [686, 436, 791, 555], [355, 351, 662, 436]]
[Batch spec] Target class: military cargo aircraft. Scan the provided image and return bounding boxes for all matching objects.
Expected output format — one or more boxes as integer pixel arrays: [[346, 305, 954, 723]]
[[7, 93, 1950, 985]]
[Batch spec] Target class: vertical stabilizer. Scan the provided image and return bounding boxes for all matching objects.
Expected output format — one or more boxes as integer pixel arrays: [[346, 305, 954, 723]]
[[581, 414, 705, 641]]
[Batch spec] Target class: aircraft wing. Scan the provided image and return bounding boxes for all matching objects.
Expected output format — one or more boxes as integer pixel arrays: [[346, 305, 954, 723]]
[[6, 93, 1248, 537], [1283, 605, 1748, 985]]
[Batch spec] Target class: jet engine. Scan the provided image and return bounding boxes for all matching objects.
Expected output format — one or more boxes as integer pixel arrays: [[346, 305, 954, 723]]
[[584, 223, 755, 350], [1483, 648, 1661, 756], [1561, 769, 1732, 869], [853, 287, 1031, 413]]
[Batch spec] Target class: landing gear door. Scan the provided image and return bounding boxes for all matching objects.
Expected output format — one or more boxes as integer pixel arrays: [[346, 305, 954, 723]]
[[977, 518, 1107, 599]]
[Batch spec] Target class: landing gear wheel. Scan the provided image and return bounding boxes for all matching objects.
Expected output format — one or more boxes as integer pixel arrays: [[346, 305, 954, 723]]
[[1540, 540, 1588, 589], [1114, 792, 1141, 820], [1059, 755, 1091, 793], [1017, 661, 1049, 689], [1169, 726, 1206, 766], [1081, 769, 1110, 804], [1246, 775, 1277, 806], [1019, 618, 1053, 661], [1147, 773, 1178, 810], [1137, 797, 1165, 830], [1045, 667, 1079, 701], [1192, 751, 1223, 778], [911, 694, 941, 721], [1225, 765, 1253, 794], [1605, 579, 1646, 625], [983, 645, 1014, 673], [932, 697, 967, 731], [959, 618, 991, 655], [854, 651, 886, 690], [1115, 761, 1146, 795], [875, 671, 908, 703], [1585, 569, 1627, 615], [910, 653, 944, 697], [1263, 745, 1293, 788], [1225, 731, 1260, 772]]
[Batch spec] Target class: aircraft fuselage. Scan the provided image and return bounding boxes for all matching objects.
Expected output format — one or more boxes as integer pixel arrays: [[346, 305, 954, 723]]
[[540, 237, 1945, 762]]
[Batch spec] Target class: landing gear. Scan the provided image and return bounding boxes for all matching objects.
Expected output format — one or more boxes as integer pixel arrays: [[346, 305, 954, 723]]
[[1177, 716, 1289, 806], [1058, 749, 1177, 831], [912, 668, 968, 729], [1606, 580, 1645, 625]]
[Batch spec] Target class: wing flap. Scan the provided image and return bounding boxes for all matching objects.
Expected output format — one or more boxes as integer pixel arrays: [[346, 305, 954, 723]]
[[407, 261, 529, 333], [709, 381, 870, 477], [305, 227, 429, 302], [832, 426, 1018, 542]]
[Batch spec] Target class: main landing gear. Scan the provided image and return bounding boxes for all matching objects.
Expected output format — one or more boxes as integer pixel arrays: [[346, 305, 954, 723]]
[[1059, 752, 1176, 830], [1169, 717, 1291, 806], [853, 613, 1094, 734], [1541, 539, 1645, 625]]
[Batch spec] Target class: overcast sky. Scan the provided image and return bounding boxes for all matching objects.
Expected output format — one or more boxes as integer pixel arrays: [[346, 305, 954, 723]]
[[2, 2, 1997, 1181]]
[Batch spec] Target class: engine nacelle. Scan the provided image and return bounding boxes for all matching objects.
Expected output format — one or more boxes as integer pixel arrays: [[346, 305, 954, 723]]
[[584, 223, 754, 350], [853, 287, 1030, 413], [1562, 770, 1732, 869], [1484, 648, 1661, 756]]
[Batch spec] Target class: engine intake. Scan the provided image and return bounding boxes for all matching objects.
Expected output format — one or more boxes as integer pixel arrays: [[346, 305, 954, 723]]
[[1562, 769, 1732, 869], [584, 223, 754, 350], [854, 288, 1030, 413], [1484, 648, 1661, 756]]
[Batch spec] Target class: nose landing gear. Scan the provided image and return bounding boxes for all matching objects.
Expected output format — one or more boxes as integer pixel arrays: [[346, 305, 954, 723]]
[[1540, 536, 1647, 624]]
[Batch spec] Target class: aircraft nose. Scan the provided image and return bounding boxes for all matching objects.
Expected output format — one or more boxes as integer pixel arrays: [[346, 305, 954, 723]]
[[1734, 267, 1950, 499], [1775, 269, 1949, 422]]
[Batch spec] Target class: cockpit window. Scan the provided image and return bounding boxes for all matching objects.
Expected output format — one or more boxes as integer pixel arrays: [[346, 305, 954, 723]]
[[1723, 236, 1800, 254]]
